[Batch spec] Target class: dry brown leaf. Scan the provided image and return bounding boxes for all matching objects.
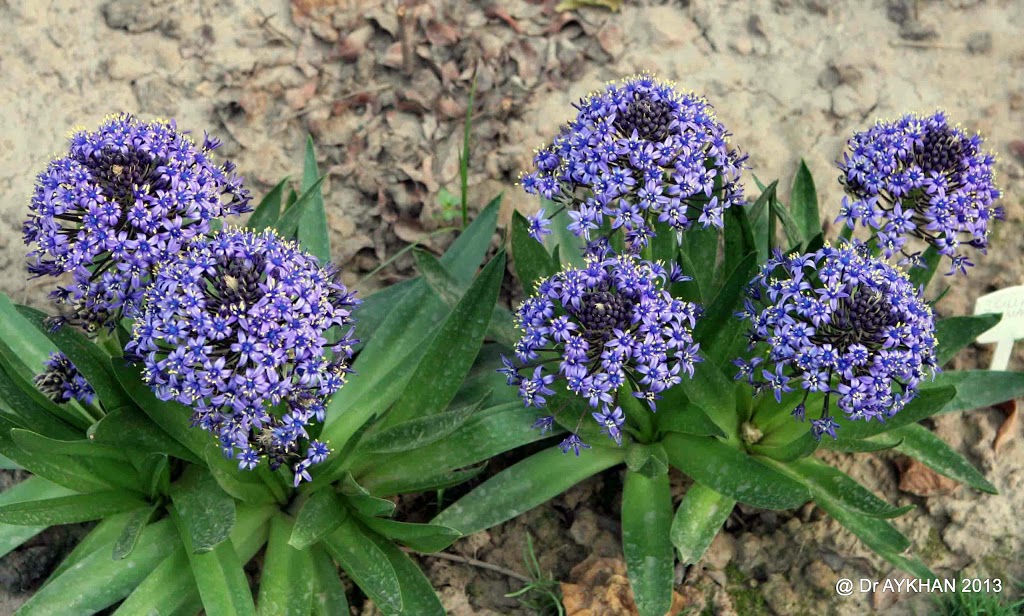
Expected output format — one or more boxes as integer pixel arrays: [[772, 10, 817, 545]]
[[897, 457, 958, 496], [424, 20, 460, 46], [561, 556, 688, 616], [284, 79, 318, 111], [555, 0, 624, 12], [993, 399, 1018, 454], [335, 25, 373, 61], [484, 5, 524, 33]]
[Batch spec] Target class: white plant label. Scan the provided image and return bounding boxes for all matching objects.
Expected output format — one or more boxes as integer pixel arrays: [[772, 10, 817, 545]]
[[973, 285, 1024, 371]]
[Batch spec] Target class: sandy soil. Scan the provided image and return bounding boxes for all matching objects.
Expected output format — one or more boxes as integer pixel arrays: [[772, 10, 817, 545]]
[[1, 0, 1022, 614]]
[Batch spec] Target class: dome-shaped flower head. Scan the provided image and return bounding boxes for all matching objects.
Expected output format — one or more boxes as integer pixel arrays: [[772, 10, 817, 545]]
[[500, 248, 702, 451], [23, 113, 252, 332], [837, 111, 1002, 275], [126, 228, 359, 485], [734, 243, 939, 439], [34, 352, 95, 405], [519, 73, 747, 250]]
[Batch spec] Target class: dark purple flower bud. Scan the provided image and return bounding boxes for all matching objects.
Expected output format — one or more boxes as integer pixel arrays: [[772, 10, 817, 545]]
[[837, 111, 1001, 275], [34, 352, 95, 405], [128, 228, 359, 484], [520, 73, 747, 251], [502, 251, 702, 447], [736, 243, 938, 429], [23, 114, 253, 332]]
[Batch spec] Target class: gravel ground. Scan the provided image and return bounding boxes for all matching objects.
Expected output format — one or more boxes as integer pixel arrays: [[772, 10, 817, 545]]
[[1, 0, 1022, 614]]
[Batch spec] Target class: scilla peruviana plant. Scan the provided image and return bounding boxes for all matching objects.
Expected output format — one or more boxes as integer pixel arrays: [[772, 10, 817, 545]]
[[0, 122, 521, 616], [433, 74, 1024, 616]]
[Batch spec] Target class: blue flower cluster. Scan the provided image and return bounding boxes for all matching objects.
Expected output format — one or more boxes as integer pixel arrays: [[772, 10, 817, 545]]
[[735, 244, 938, 439], [34, 352, 95, 405], [501, 248, 702, 450], [837, 111, 1002, 275], [127, 228, 359, 485], [520, 74, 747, 249], [23, 114, 251, 332]]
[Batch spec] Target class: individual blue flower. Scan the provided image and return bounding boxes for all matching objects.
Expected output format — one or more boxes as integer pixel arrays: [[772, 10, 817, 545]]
[[126, 227, 359, 485], [502, 250, 702, 449], [23, 113, 252, 332], [736, 243, 939, 439], [837, 111, 1002, 275], [520, 73, 747, 250], [34, 352, 95, 405], [526, 208, 552, 241]]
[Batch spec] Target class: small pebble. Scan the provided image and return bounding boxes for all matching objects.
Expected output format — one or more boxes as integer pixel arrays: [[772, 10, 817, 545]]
[[966, 31, 992, 54]]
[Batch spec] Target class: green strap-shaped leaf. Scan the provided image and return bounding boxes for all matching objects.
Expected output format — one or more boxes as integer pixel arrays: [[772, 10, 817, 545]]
[[339, 474, 397, 518], [908, 245, 942, 289], [448, 346, 522, 409], [0, 362, 80, 441], [170, 466, 236, 554], [16, 305, 132, 410], [91, 405, 202, 464], [835, 386, 956, 439], [11, 428, 128, 461], [414, 248, 519, 348], [111, 360, 208, 458], [360, 396, 485, 454], [511, 210, 557, 293], [928, 370, 1024, 415], [433, 445, 626, 535], [693, 252, 757, 364], [290, 488, 349, 550], [621, 471, 674, 616], [246, 177, 289, 231], [671, 482, 735, 565], [112, 504, 159, 560], [680, 223, 719, 303], [298, 136, 331, 262], [0, 477, 73, 559], [787, 458, 914, 518], [384, 252, 507, 427], [355, 401, 555, 495], [663, 433, 810, 510], [677, 357, 738, 436], [114, 505, 274, 616], [363, 525, 447, 616], [625, 443, 670, 479], [789, 160, 820, 243], [350, 278, 417, 353], [320, 198, 502, 448], [0, 416, 127, 494], [888, 424, 997, 493], [770, 193, 803, 250], [749, 430, 819, 463], [0, 303, 91, 431], [934, 314, 1001, 365], [172, 507, 257, 616], [274, 175, 327, 242], [768, 458, 934, 580], [322, 518, 403, 613], [369, 465, 488, 498], [722, 203, 756, 280], [360, 517, 461, 554], [748, 180, 777, 262], [257, 515, 314, 616], [45, 512, 132, 583], [204, 446, 279, 506], [543, 201, 586, 268], [18, 518, 178, 615], [310, 545, 350, 616], [113, 547, 202, 616], [818, 434, 904, 453]]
